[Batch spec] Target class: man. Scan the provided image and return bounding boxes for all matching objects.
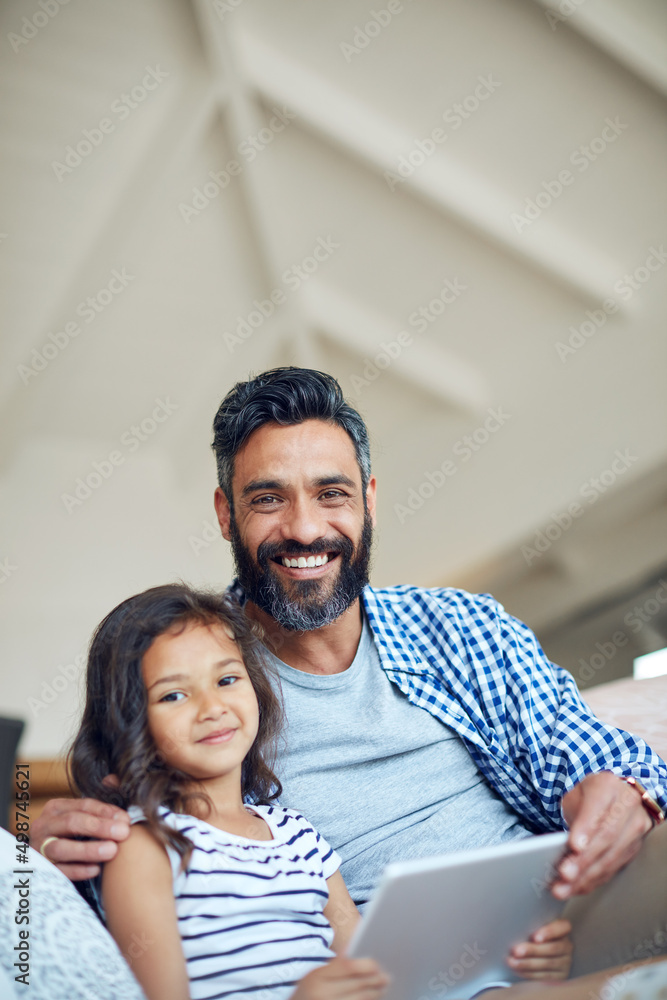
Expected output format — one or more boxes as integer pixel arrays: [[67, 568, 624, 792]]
[[35, 367, 666, 915]]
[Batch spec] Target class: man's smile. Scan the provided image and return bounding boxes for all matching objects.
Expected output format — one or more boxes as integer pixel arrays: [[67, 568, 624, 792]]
[[271, 551, 339, 578], [279, 553, 329, 568]]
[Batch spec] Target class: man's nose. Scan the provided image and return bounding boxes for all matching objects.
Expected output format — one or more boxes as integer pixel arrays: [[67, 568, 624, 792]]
[[280, 496, 327, 547]]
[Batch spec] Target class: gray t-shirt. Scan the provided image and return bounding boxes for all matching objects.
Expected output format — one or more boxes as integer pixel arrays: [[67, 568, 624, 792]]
[[267, 613, 531, 905]]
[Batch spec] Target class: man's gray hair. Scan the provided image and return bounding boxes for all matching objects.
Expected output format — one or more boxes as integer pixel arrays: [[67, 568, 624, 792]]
[[211, 367, 372, 501]]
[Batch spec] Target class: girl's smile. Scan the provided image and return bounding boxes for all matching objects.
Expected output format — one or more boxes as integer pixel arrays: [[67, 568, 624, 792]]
[[197, 728, 237, 744], [142, 621, 260, 792]]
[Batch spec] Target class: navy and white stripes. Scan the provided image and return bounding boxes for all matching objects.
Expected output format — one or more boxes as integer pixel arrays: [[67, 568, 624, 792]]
[[131, 805, 339, 1000]]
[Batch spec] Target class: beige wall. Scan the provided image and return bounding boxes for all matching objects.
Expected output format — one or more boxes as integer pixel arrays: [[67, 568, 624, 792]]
[[1, 0, 666, 757]]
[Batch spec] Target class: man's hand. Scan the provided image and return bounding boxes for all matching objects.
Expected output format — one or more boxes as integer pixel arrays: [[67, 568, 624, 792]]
[[552, 771, 653, 899], [290, 957, 389, 999], [32, 798, 130, 880]]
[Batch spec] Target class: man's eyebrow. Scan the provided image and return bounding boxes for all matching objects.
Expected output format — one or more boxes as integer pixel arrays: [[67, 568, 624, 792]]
[[148, 659, 242, 690], [313, 475, 356, 489], [240, 475, 356, 496], [241, 479, 286, 497]]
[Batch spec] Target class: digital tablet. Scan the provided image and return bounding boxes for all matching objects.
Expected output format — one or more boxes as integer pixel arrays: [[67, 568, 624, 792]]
[[347, 830, 569, 1000]]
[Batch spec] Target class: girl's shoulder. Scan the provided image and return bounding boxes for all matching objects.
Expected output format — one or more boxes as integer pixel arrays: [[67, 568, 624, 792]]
[[250, 804, 333, 847], [127, 803, 189, 829], [250, 803, 315, 829]]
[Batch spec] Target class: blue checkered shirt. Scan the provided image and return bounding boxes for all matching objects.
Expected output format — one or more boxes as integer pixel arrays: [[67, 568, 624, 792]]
[[230, 581, 667, 828]]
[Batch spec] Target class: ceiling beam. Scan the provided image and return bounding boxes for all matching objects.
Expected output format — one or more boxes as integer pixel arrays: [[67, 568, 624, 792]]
[[189, 0, 315, 366], [534, 0, 667, 98], [234, 28, 625, 309], [300, 277, 490, 415]]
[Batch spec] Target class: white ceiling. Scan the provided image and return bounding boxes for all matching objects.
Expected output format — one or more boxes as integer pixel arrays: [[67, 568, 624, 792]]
[[1, 0, 666, 755]]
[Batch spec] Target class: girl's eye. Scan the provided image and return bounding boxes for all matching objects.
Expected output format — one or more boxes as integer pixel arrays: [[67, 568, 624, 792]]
[[218, 676, 237, 687], [159, 691, 185, 703]]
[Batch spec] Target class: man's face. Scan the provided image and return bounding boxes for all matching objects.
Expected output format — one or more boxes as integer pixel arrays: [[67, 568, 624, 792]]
[[215, 420, 376, 631]]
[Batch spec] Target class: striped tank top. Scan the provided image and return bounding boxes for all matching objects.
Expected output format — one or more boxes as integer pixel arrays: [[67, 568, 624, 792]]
[[128, 804, 340, 1000]]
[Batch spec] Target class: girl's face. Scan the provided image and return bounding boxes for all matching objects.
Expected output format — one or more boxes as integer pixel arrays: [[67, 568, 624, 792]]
[[142, 621, 260, 793]]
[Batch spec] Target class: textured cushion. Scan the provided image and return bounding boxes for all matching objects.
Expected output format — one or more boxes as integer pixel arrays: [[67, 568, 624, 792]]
[[582, 674, 667, 763], [0, 829, 145, 1000]]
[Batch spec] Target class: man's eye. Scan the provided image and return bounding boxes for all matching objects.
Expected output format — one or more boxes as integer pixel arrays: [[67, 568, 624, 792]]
[[252, 495, 280, 506], [320, 490, 346, 500], [159, 691, 185, 703]]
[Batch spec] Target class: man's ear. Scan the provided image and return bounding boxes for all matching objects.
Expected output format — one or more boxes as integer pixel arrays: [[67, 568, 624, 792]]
[[366, 475, 377, 527], [214, 487, 232, 541]]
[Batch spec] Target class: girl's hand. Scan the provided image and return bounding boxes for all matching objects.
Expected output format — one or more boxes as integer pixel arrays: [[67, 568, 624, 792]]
[[290, 956, 389, 999], [507, 918, 573, 980]]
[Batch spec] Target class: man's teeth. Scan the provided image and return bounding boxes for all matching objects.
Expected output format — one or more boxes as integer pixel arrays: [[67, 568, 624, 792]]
[[281, 554, 329, 568]]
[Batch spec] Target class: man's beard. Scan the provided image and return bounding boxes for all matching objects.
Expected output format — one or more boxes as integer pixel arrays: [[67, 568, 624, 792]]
[[229, 512, 373, 632]]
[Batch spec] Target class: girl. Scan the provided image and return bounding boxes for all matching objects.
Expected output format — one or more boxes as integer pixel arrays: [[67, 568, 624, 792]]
[[69, 584, 572, 1000]]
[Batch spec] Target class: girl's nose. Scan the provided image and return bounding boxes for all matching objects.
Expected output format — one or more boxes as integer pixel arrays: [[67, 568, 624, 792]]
[[197, 688, 227, 720]]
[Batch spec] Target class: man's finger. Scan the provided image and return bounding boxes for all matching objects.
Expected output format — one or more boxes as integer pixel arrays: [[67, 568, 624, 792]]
[[33, 805, 129, 847], [555, 830, 644, 897], [41, 834, 120, 864], [555, 785, 649, 896], [41, 797, 128, 821], [52, 863, 102, 881]]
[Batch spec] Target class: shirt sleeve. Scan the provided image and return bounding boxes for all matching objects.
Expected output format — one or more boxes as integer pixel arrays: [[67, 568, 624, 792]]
[[494, 601, 667, 825], [283, 809, 341, 880]]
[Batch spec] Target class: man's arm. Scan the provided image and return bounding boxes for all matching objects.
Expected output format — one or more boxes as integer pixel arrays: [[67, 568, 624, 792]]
[[493, 603, 665, 897], [32, 797, 130, 879]]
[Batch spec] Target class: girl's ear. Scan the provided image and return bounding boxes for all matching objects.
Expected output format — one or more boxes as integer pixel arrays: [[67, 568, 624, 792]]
[[214, 487, 232, 541]]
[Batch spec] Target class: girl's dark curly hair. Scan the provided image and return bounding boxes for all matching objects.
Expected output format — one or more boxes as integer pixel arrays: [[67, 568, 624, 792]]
[[68, 583, 283, 868]]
